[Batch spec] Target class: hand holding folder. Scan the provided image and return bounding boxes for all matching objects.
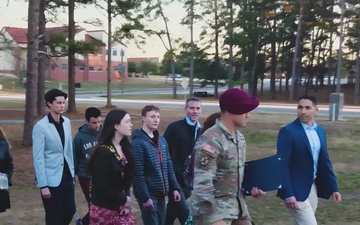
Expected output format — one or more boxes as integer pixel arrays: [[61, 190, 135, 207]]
[[242, 155, 283, 196]]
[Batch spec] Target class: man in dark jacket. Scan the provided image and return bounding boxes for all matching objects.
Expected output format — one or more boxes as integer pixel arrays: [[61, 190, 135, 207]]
[[164, 97, 202, 225], [73, 107, 102, 225], [132, 105, 181, 225]]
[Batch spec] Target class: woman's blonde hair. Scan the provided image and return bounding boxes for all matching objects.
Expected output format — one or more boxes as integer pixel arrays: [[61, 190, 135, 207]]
[[0, 126, 12, 149]]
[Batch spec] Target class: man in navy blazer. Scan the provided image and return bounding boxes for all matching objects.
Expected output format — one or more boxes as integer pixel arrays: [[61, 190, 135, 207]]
[[277, 94, 341, 225], [32, 89, 76, 225]]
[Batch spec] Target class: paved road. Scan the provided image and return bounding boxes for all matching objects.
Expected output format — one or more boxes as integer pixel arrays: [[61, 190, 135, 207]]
[[74, 86, 228, 98], [73, 98, 359, 118], [1, 94, 360, 124], [0, 78, 359, 125], [75, 78, 349, 98]]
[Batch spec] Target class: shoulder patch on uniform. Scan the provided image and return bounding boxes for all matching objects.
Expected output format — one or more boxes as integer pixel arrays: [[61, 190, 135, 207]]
[[197, 135, 207, 142], [200, 156, 210, 166], [201, 144, 216, 155]]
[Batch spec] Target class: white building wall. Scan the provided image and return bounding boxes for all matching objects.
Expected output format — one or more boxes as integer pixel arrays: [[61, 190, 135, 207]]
[[88, 30, 127, 63], [74, 30, 87, 41], [19, 48, 27, 69], [87, 30, 103, 42], [0, 30, 23, 72], [110, 42, 127, 63], [0, 50, 14, 71]]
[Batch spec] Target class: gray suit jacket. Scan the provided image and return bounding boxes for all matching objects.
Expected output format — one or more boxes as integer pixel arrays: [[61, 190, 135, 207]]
[[32, 115, 74, 188]]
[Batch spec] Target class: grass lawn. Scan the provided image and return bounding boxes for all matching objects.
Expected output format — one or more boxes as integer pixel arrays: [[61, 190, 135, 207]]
[[0, 76, 177, 93], [111, 94, 175, 99], [110, 94, 215, 101], [0, 100, 26, 109], [0, 107, 359, 224]]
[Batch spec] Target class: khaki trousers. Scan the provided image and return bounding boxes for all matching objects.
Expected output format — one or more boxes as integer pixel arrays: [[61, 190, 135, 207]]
[[288, 183, 318, 225], [223, 219, 252, 225], [195, 217, 252, 225]]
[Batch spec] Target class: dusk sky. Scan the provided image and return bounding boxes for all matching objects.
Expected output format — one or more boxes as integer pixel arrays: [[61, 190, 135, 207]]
[[0, 0, 201, 59]]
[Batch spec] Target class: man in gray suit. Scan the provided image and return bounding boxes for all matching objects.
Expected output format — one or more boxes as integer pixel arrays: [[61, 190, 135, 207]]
[[32, 89, 76, 225]]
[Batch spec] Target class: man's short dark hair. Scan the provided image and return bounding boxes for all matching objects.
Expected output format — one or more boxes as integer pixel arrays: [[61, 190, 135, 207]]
[[298, 94, 317, 106], [141, 105, 160, 117], [44, 89, 67, 107], [185, 97, 201, 108], [85, 107, 101, 121]]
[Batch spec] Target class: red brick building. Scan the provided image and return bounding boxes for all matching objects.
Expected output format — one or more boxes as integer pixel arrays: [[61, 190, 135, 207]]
[[0, 26, 128, 82]]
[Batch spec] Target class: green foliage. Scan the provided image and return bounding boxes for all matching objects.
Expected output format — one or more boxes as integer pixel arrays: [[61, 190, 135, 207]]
[[228, 78, 248, 88], [128, 62, 137, 73], [176, 42, 210, 77], [47, 33, 97, 56], [344, 0, 360, 55], [161, 50, 184, 74], [139, 61, 159, 74], [113, 0, 174, 49]]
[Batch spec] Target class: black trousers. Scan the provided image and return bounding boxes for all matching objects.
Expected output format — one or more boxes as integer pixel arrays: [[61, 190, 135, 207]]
[[0, 189, 10, 213], [41, 175, 76, 225]]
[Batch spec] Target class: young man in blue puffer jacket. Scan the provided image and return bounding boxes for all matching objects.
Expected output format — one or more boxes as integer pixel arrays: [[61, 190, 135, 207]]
[[132, 104, 181, 225]]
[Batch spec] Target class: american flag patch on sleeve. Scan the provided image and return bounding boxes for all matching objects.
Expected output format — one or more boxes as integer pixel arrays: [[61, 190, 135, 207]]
[[202, 144, 216, 154]]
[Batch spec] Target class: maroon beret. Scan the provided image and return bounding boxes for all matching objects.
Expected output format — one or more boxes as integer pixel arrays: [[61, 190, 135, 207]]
[[219, 88, 259, 115]]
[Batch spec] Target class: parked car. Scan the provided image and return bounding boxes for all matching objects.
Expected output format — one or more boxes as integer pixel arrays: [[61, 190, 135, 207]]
[[167, 74, 182, 81]]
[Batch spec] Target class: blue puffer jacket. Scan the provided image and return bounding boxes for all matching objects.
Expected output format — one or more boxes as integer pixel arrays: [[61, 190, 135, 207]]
[[132, 129, 180, 203]]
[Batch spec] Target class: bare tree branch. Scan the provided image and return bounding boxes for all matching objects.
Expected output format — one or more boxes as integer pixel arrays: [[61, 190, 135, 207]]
[[37, 50, 58, 65]]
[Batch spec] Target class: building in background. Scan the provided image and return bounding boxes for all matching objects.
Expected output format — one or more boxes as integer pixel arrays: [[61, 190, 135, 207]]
[[127, 57, 160, 65], [0, 26, 128, 82]]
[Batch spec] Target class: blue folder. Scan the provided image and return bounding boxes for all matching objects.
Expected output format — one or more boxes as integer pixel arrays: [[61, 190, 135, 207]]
[[242, 155, 283, 196]]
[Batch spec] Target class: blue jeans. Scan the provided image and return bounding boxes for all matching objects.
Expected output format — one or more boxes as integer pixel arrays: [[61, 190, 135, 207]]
[[165, 187, 191, 225], [139, 196, 166, 225], [41, 174, 76, 225]]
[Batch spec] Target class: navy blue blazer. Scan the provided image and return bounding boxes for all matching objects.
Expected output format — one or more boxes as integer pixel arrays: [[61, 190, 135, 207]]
[[277, 118, 339, 201]]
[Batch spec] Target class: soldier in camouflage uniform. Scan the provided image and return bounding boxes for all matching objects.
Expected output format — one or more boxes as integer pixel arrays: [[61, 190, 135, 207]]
[[190, 88, 265, 225]]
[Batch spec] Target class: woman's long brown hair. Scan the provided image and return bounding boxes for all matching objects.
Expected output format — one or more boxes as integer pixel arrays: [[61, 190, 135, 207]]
[[0, 126, 12, 149], [88, 109, 135, 180], [199, 112, 221, 136]]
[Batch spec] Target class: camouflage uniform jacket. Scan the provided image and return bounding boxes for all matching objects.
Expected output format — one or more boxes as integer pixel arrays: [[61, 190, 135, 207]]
[[190, 119, 250, 224]]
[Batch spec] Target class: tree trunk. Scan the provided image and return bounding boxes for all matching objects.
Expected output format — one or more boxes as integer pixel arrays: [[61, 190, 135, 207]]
[[327, 28, 334, 98], [289, 0, 303, 102], [270, 20, 277, 99], [240, 55, 246, 89], [326, 0, 335, 98], [37, 0, 46, 115], [170, 55, 177, 99], [249, 33, 260, 97], [250, 53, 258, 97], [67, 0, 76, 112], [354, 15, 360, 105], [189, 0, 195, 96], [106, 0, 113, 107], [157, 0, 177, 99], [227, 0, 234, 85], [214, 0, 219, 98], [23, 0, 40, 146], [335, 0, 345, 93]]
